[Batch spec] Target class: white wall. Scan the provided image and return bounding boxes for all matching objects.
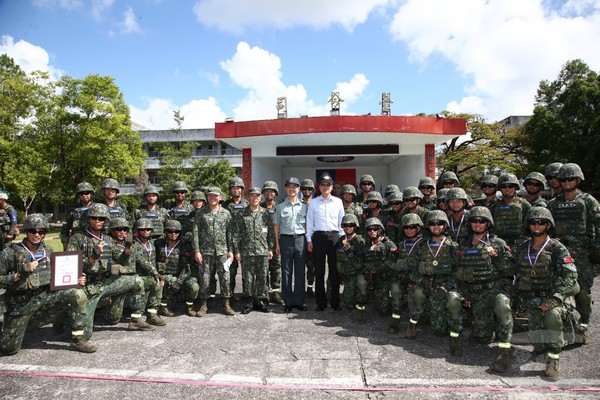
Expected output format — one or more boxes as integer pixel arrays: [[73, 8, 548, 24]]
[[389, 154, 425, 190]]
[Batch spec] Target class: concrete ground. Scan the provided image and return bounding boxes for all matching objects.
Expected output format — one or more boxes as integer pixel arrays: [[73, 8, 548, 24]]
[[1, 279, 600, 400]]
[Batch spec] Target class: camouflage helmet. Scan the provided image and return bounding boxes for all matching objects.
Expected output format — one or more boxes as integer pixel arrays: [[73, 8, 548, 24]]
[[76, 182, 95, 195], [261, 180, 279, 196], [468, 206, 494, 226], [403, 186, 424, 200], [426, 210, 449, 226], [446, 187, 469, 202], [480, 174, 498, 186], [384, 184, 400, 196], [525, 206, 555, 227], [544, 162, 563, 178], [401, 213, 423, 228], [366, 191, 383, 204], [134, 218, 154, 231], [171, 181, 189, 193], [342, 213, 360, 227], [191, 190, 206, 202], [229, 176, 245, 189], [341, 184, 357, 197], [388, 192, 403, 203], [300, 179, 315, 190], [23, 214, 49, 231], [100, 178, 120, 192], [87, 203, 110, 219], [440, 171, 460, 185], [557, 163, 584, 181], [418, 176, 435, 189], [165, 220, 182, 232], [364, 217, 384, 230], [359, 174, 375, 185], [247, 187, 262, 196], [143, 185, 160, 196], [497, 173, 520, 189], [524, 172, 546, 186], [436, 188, 450, 202], [109, 217, 130, 230]]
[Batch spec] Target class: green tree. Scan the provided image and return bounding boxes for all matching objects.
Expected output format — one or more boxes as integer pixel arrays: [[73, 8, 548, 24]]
[[523, 59, 600, 194]]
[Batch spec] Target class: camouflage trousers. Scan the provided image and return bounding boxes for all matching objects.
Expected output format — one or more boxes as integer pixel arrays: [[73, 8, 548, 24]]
[[463, 285, 512, 343], [241, 256, 268, 301], [84, 275, 144, 340], [356, 272, 389, 315], [161, 274, 199, 306], [341, 272, 360, 309], [200, 254, 231, 299], [389, 273, 410, 315], [409, 283, 463, 336], [267, 253, 282, 292], [523, 295, 569, 354], [1, 288, 87, 356], [567, 243, 594, 323]]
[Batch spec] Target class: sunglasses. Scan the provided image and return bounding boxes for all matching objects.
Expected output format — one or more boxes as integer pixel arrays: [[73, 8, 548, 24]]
[[500, 184, 517, 189], [301, 188, 313, 191], [442, 181, 455, 185], [545, 175, 558, 181], [114, 227, 129, 232], [166, 230, 181, 234], [79, 191, 93, 195], [367, 200, 380, 204], [403, 224, 419, 230], [428, 221, 446, 227], [481, 184, 496, 189], [27, 229, 47, 235], [419, 186, 434, 190], [525, 181, 543, 187], [90, 216, 106, 221], [470, 218, 487, 224], [174, 191, 187, 194], [342, 224, 356, 228], [361, 182, 373, 186], [529, 219, 548, 226], [390, 202, 402, 206], [404, 198, 419, 202], [366, 227, 380, 232], [558, 177, 577, 182], [138, 228, 152, 231]]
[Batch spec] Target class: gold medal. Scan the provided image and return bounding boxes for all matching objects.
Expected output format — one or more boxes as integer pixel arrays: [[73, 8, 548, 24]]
[[432, 260, 438, 267], [30, 260, 38, 270], [371, 245, 377, 251], [531, 270, 536, 277], [342, 239, 348, 246], [487, 246, 494, 254]]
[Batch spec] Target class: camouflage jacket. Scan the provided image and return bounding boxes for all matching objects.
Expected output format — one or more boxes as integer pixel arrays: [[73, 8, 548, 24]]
[[380, 209, 405, 245], [0, 204, 18, 235], [67, 230, 126, 280], [60, 202, 93, 242], [133, 206, 170, 237], [0, 241, 53, 292], [454, 233, 514, 286], [154, 236, 194, 283], [361, 236, 398, 275], [132, 238, 159, 277], [548, 190, 600, 249], [335, 233, 365, 276], [232, 206, 275, 257], [192, 205, 233, 256], [409, 235, 458, 288], [168, 201, 196, 235]]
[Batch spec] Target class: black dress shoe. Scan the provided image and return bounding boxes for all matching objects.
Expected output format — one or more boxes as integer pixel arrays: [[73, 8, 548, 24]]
[[241, 306, 252, 315], [259, 304, 271, 313], [331, 305, 342, 311], [296, 304, 308, 311], [316, 305, 326, 311], [284, 306, 293, 312]]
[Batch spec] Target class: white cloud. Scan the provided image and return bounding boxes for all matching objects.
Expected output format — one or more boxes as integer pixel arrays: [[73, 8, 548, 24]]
[[0, 35, 63, 80], [389, 0, 600, 120], [32, 0, 83, 10], [130, 97, 227, 130], [91, 0, 114, 20], [192, 0, 392, 34], [446, 95, 487, 116], [120, 6, 144, 34]]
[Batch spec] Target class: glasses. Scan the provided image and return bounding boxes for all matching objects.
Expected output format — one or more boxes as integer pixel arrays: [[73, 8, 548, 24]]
[[174, 191, 187, 194], [403, 224, 419, 230], [525, 181, 543, 187], [558, 177, 577, 182], [138, 228, 152, 231], [90, 216, 106, 221], [546, 175, 558, 181], [419, 186, 434, 190], [27, 229, 47, 235], [166, 230, 181, 234], [404, 198, 418, 202], [481, 184, 496, 189], [470, 218, 487, 224], [428, 221, 446, 227], [500, 184, 517, 189], [342, 224, 356, 228], [367, 200, 380, 204], [366, 227, 380, 232], [390, 202, 402, 206], [114, 227, 129, 232], [79, 191, 93, 195], [529, 219, 548, 226], [301, 188, 313, 191], [442, 181, 455, 185], [361, 182, 373, 186]]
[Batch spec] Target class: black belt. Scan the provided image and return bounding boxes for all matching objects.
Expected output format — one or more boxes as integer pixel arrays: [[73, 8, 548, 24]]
[[281, 233, 305, 238], [314, 231, 338, 234]]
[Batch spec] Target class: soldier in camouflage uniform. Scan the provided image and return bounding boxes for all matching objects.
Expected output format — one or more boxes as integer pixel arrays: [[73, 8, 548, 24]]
[[131, 218, 166, 326], [191, 190, 206, 210], [60, 182, 95, 251], [133, 185, 169, 239], [156, 220, 199, 317], [438, 171, 460, 190], [390, 214, 424, 335], [300, 179, 316, 298], [513, 207, 580, 380], [223, 177, 249, 300], [168, 181, 196, 239], [361, 191, 384, 226], [382, 184, 400, 211], [490, 174, 532, 249], [354, 218, 397, 322], [473, 175, 499, 208], [418, 177, 437, 211], [401, 186, 429, 222], [99, 178, 131, 232], [0, 214, 94, 354], [233, 187, 274, 314], [446, 188, 471, 243], [260, 181, 284, 305], [524, 172, 548, 208], [434, 188, 450, 214], [407, 210, 462, 355], [335, 214, 365, 310], [193, 187, 235, 316], [0, 192, 18, 252], [547, 163, 600, 342], [67, 204, 150, 341], [544, 162, 563, 199], [380, 192, 404, 246], [357, 174, 376, 207], [454, 207, 514, 372]]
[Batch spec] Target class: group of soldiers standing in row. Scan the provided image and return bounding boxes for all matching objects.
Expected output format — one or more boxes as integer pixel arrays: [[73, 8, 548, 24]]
[[1, 162, 598, 381]]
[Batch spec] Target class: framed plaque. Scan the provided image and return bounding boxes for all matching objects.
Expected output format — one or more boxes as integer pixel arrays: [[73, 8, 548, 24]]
[[50, 251, 83, 290]]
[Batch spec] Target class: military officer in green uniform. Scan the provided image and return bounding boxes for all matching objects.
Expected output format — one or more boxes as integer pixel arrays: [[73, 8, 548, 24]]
[[445, 188, 471, 243], [473, 175, 498, 208], [99, 178, 131, 232], [133, 185, 169, 239], [380, 192, 404, 246], [335, 214, 364, 310], [168, 181, 196, 238], [260, 181, 284, 305], [490, 173, 532, 249], [418, 177, 437, 210], [60, 182, 95, 251], [524, 172, 548, 208]]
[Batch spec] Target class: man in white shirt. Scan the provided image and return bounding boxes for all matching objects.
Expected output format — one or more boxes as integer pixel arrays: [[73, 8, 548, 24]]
[[306, 173, 345, 311]]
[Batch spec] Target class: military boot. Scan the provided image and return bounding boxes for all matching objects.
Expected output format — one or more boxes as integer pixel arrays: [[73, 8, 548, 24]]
[[492, 348, 512, 372], [185, 304, 196, 317], [147, 312, 166, 326], [449, 335, 463, 356], [388, 316, 401, 334], [405, 322, 418, 339], [544, 357, 560, 380], [354, 305, 367, 324], [128, 317, 155, 331], [577, 323, 588, 344], [270, 291, 284, 305], [223, 298, 235, 316], [70, 336, 97, 353], [196, 301, 208, 317], [306, 286, 315, 298], [158, 305, 175, 317]]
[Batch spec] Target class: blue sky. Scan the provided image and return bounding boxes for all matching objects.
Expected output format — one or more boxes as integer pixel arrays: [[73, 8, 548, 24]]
[[2, 0, 600, 130]]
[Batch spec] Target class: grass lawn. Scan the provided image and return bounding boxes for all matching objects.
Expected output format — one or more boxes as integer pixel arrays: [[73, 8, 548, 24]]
[[12, 225, 64, 251]]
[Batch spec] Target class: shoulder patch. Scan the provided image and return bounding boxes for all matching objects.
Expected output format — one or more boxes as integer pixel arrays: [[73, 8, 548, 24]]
[[563, 257, 574, 263]]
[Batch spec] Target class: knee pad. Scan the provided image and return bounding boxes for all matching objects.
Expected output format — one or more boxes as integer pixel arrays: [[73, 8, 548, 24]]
[[544, 308, 563, 332], [356, 275, 367, 293], [494, 294, 512, 320], [446, 291, 463, 315], [134, 276, 145, 293], [390, 282, 402, 299]]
